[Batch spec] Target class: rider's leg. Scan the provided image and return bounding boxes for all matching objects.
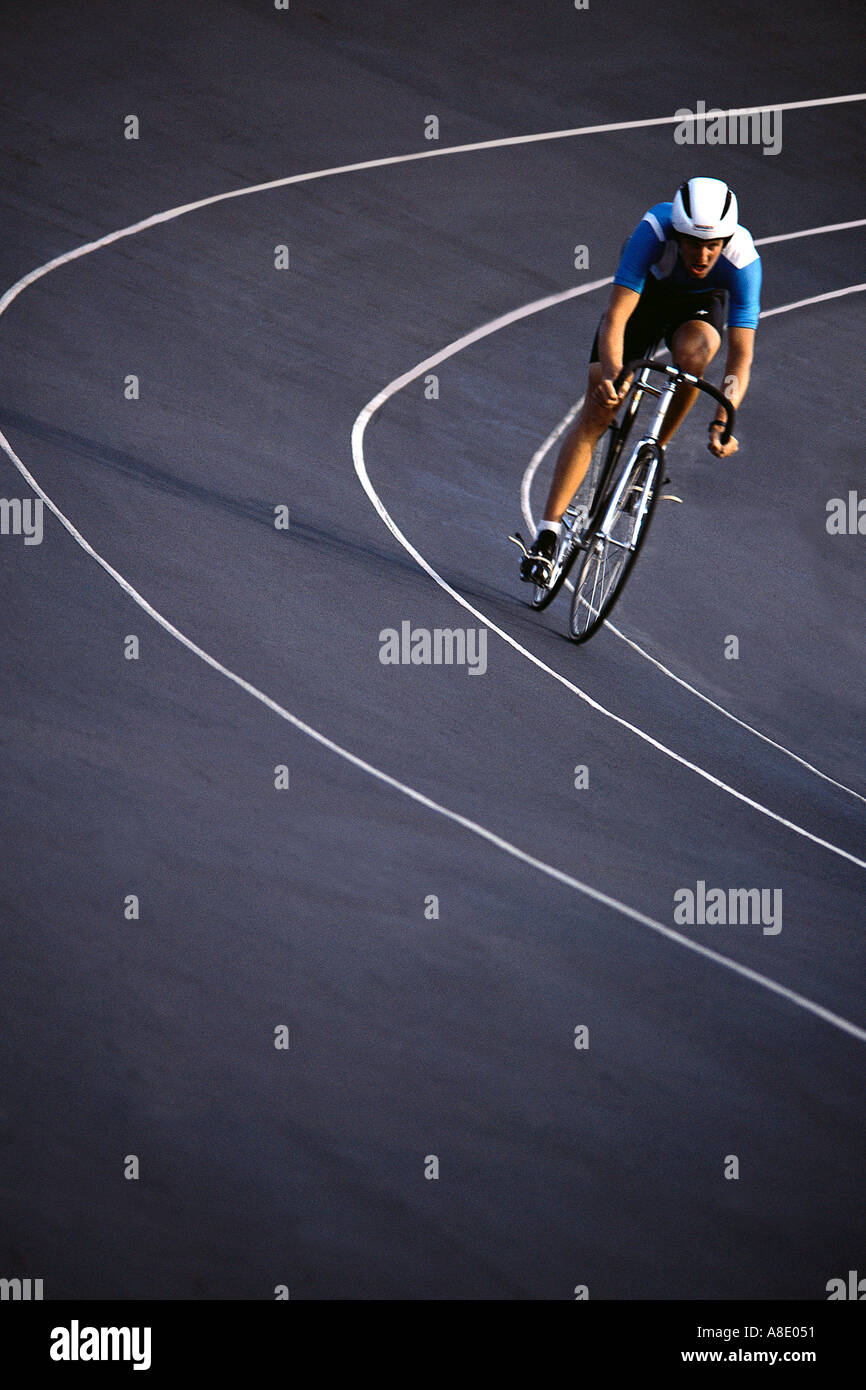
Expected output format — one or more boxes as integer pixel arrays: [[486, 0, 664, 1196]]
[[657, 320, 721, 447], [540, 363, 619, 523]]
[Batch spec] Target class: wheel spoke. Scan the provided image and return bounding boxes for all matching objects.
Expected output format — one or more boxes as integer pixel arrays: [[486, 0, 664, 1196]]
[[569, 444, 659, 642]]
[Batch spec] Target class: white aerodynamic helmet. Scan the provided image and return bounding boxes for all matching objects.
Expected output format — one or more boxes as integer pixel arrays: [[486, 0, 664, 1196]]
[[671, 177, 738, 240]]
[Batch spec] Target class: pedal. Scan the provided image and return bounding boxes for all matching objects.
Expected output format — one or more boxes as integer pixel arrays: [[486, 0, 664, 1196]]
[[510, 532, 550, 585], [508, 531, 532, 559], [522, 553, 553, 585], [529, 558, 552, 585]]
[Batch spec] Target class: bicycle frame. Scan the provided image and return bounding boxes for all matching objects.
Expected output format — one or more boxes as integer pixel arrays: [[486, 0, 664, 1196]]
[[510, 356, 735, 608], [591, 357, 736, 547], [516, 357, 666, 588], [584, 359, 657, 534], [594, 448, 660, 553], [613, 357, 736, 447]]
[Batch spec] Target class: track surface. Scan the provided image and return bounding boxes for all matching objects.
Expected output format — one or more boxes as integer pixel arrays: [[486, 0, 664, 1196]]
[[1, 1, 863, 1299]]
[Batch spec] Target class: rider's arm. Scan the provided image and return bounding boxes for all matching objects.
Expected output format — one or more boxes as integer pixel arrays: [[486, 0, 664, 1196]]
[[597, 285, 640, 376], [708, 325, 755, 456], [713, 325, 755, 419], [713, 245, 760, 424], [596, 210, 664, 406]]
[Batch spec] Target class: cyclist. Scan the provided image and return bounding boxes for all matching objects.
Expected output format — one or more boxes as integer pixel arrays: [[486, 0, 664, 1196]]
[[520, 176, 761, 585]]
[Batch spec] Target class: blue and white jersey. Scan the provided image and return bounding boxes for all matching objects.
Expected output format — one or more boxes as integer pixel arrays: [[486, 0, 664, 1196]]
[[614, 202, 762, 329]]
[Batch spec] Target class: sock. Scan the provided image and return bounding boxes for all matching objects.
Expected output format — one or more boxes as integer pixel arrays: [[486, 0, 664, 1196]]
[[539, 519, 562, 538]]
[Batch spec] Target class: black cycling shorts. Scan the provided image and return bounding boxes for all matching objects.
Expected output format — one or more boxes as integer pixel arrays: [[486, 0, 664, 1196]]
[[590, 281, 727, 364]]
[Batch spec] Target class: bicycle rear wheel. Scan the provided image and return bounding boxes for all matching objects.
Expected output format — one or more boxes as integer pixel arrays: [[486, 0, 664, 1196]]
[[528, 529, 576, 610], [529, 422, 613, 610], [568, 442, 662, 643]]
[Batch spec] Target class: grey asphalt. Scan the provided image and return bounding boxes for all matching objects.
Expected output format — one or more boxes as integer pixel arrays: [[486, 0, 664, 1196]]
[[1, 0, 863, 1299]]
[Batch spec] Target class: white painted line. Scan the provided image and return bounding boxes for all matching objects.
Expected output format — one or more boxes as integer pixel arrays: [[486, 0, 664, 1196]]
[[519, 398, 583, 532], [520, 282, 866, 805], [756, 217, 866, 245], [1, 97, 864, 1045], [2, 95, 864, 319], [603, 620, 866, 805], [760, 283, 866, 317], [351, 297, 866, 870], [1, 426, 863, 1044]]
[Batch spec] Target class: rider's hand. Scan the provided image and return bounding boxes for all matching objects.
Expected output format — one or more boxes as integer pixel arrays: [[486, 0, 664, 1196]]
[[708, 423, 738, 458], [594, 367, 627, 409]]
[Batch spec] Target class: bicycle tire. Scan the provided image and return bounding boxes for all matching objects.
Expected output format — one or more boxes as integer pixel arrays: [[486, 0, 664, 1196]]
[[528, 359, 657, 611], [528, 532, 578, 609], [529, 421, 617, 610], [567, 442, 662, 643]]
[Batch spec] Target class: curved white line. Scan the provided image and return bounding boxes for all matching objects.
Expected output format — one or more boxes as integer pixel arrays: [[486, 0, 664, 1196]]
[[1, 428, 864, 1043], [519, 397, 584, 532], [602, 622, 866, 803], [4, 428, 863, 1041], [2, 102, 864, 320], [520, 283, 866, 805], [1, 98, 864, 1043], [351, 298, 866, 869]]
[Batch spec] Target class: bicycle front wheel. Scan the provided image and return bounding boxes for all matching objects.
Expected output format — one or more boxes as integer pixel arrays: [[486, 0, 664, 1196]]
[[568, 442, 662, 643]]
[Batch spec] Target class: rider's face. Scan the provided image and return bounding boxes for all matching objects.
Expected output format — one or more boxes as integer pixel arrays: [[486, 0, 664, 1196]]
[[676, 234, 725, 278]]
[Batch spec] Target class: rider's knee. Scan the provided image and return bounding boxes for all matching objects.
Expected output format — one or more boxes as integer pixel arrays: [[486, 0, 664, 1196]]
[[672, 326, 719, 375], [579, 399, 614, 437]]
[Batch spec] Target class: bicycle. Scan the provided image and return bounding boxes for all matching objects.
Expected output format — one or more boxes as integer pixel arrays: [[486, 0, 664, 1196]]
[[510, 357, 735, 643]]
